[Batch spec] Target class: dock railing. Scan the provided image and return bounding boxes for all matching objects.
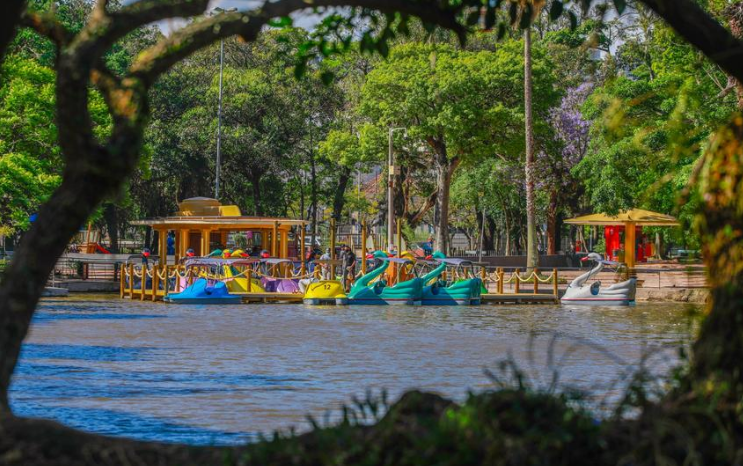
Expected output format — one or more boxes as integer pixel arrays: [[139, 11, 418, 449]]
[[121, 264, 197, 301]]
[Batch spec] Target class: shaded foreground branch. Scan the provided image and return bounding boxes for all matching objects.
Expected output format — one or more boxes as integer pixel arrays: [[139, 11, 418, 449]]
[[1, 0, 743, 463]]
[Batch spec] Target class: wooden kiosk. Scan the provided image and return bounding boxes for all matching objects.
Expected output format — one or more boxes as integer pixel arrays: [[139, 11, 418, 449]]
[[565, 209, 680, 277], [131, 197, 308, 263]]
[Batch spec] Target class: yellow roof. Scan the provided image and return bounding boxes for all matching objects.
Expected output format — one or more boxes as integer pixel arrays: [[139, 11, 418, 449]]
[[131, 197, 308, 229], [564, 209, 680, 227]]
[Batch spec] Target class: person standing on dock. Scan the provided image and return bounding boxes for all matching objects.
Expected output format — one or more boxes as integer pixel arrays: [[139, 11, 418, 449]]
[[340, 245, 357, 291]]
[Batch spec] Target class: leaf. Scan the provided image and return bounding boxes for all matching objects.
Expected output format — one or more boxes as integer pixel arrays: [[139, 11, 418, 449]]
[[496, 21, 507, 40], [549, 1, 563, 21], [268, 16, 293, 28], [613, 0, 627, 14], [467, 9, 480, 26], [377, 39, 390, 58], [320, 71, 334, 86], [294, 60, 307, 79], [568, 11, 578, 30]]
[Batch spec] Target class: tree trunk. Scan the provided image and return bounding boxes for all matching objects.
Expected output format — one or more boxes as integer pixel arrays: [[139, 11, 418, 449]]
[[0, 0, 24, 64], [0, 170, 123, 411], [546, 189, 558, 255], [332, 166, 352, 221], [102, 203, 119, 253], [524, 27, 539, 270], [504, 208, 511, 256], [430, 142, 457, 255], [690, 116, 743, 396], [725, 3, 743, 110], [309, 148, 318, 244]]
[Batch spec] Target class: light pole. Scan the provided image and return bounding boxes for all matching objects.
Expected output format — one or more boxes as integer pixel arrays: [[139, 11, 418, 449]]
[[215, 37, 224, 199], [387, 127, 406, 249], [210, 7, 237, 199]]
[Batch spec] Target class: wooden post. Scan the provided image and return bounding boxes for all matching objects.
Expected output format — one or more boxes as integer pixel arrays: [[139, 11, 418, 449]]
[[272, 221, 278, 257], [140, 266, 146, 301], [164, 265, 170, 297], [247, 269, 252, 292], [158, 229, 168, 266], [128, 263, 134, 298], [552, 268, 558, 298], [300, 225, 306, 275], [200, 228, 210, 257], [396, 220, 402, 253], [330, 218, 336, 261], [119, 263, 125, 298], [152, 265, 159, 302], [174, 229, 181, 264], [361, 220, 367, 274], [533, 268, 539, 294], [498, 268, 504, 294], [624, 222, 637, 279], [514, 268, 520, 294]]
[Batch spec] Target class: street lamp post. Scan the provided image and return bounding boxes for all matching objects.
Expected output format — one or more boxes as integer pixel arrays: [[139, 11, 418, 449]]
[[387, 127, 406, 249], [210, 7, 237, 199], [215, 37, 224, 199]]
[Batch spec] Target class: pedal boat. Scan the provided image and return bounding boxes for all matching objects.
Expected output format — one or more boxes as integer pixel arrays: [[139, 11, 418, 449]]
[[302, 259, 348, 305], [560, 252, 636, 306], [164, 278, 241, 304], [420, 256, 483, 305], [347, 251, 423, 305]]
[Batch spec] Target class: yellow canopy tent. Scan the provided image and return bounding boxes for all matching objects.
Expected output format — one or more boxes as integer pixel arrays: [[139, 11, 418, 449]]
[[564, 209, 680, 272]]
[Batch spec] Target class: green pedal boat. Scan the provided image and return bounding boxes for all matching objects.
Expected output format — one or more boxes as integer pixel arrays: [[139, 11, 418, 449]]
[[420, 257, 483, 305], [348, 251, 423, 305]]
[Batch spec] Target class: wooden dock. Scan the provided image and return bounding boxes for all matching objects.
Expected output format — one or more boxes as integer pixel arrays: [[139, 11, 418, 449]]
[[234, 292, 303, 303], [481, 293, 558, 304]]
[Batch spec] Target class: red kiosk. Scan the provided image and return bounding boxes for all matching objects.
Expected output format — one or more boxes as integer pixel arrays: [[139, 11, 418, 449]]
[[565, 209, 680, 276]]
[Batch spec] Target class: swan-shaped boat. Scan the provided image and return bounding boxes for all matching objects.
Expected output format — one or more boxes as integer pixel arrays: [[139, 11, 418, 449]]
[[301, 259, 348, 305], [348, 251, 423, 305], [561, 252, 636, 306], [420, 254, 483, 305]]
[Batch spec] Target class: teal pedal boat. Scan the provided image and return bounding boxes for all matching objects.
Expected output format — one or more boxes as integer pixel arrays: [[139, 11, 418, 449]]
[[348, 251, 423, 305], [420, 257, 483, 305]]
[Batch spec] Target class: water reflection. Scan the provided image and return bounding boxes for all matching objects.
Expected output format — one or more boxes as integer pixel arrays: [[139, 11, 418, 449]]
[[11, 296, 698, 445]]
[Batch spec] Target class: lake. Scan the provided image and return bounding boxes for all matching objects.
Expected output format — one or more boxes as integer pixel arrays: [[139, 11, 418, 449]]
[[10, 296, 698, 445]]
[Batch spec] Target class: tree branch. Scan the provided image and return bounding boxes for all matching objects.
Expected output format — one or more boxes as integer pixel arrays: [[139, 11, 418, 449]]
[[639, 0, 743, 82], [20, 10, 74, 46], [0, 0, 25, 62], [130, 0, 466, 87]]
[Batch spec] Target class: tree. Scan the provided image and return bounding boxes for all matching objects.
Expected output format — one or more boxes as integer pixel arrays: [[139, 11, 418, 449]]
[[360, 41, 550, 253], [520, 0, 546, 269]]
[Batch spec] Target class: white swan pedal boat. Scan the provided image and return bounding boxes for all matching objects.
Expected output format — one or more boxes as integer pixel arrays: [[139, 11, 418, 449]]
[[561, 252, 636, 306]]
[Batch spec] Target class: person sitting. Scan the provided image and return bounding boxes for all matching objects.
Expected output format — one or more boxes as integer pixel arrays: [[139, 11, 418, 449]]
[[306, 248, 318, 274], [319, 248, 331, 279]]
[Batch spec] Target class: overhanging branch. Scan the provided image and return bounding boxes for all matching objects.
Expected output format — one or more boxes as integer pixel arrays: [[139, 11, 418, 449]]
[[639, 0, 743, 82], [130, 0, 466, 87]]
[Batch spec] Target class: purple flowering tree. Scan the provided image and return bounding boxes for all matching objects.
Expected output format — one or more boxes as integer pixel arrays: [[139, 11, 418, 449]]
[[540, 82, 593, 254]]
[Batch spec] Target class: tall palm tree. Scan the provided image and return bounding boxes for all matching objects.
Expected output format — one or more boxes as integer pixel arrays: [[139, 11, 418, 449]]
[[517, 0, 545, 270]]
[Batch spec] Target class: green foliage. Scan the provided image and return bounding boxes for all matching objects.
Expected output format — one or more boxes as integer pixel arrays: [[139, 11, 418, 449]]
[[0, 56, 60, 231]]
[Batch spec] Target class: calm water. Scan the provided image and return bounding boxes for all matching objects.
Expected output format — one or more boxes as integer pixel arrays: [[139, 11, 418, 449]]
[[10, 296, 698, 445]]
